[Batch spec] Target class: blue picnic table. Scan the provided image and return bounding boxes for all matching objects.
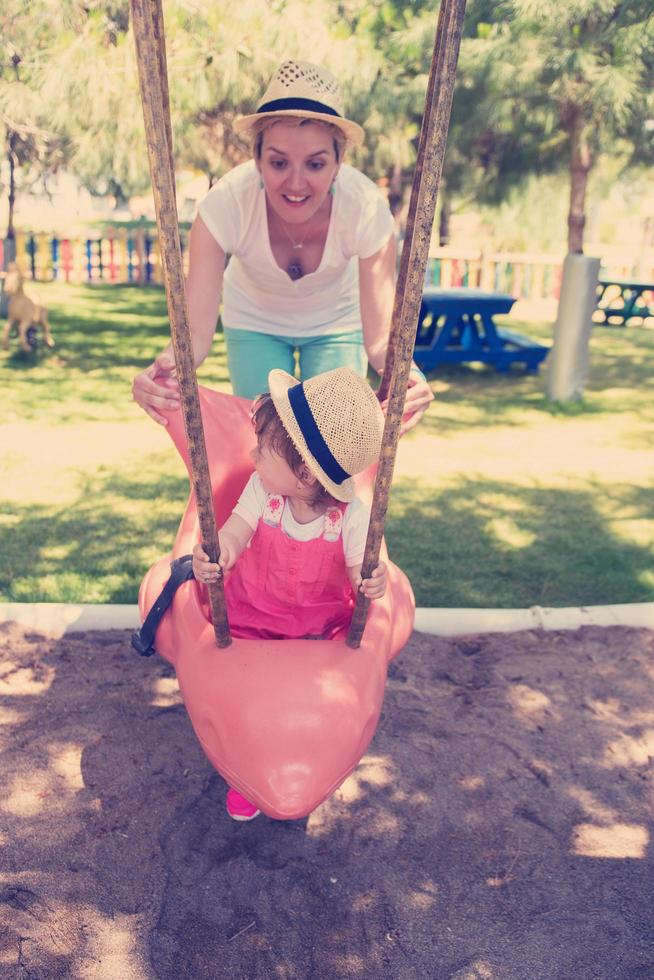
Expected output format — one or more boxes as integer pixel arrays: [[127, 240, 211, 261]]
[[413, 287, 550, 374], [593, 277, 654, 326]]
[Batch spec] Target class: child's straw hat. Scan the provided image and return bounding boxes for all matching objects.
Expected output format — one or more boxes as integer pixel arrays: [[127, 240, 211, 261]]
[[234, 60, 364, 147], [268, 367, 384, 502]]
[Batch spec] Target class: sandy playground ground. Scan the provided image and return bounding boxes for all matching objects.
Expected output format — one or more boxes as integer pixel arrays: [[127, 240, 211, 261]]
[[1, 621, 653, 979]]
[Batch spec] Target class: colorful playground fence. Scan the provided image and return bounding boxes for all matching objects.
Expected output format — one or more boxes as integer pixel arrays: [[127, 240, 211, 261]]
[[423, 247, 565, 300], [423, 248, 648, 301], [1, 233, 649, 302], [1, 228, 179, 287]]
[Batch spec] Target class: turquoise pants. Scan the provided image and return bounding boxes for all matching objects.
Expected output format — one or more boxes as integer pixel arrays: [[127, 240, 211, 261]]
[[223, 327, 368, 400]]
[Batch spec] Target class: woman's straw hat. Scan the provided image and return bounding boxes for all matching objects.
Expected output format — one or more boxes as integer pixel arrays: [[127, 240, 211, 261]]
[[268, 367, 384, 502], [234, 60, 364, 147]]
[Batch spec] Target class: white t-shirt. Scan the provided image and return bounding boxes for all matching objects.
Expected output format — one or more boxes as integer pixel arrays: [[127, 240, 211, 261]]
[[233, 473, 371, 567], [197, 160, 395, 337]]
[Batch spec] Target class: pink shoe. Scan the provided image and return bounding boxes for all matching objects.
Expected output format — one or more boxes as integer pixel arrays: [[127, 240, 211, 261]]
[[226, 787, 261, 822]]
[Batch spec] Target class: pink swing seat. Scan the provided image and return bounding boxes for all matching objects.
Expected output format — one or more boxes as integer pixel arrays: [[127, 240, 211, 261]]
[[137, 386, 415, 820]]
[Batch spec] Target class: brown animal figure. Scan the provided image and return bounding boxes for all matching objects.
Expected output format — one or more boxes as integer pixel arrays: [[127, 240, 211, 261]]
[[2, 262, 55, 352]]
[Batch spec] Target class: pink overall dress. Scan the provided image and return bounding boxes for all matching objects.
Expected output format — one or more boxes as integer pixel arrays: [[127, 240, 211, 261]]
[[222, 493, 355, 640]]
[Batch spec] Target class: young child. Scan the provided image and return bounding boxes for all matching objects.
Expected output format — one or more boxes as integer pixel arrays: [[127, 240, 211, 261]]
[[192, 366, 388, 819]]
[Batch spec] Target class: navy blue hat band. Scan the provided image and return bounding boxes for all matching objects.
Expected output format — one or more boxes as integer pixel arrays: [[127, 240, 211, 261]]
[[287, 383, 350, 486], [256, 97, 341, 119]]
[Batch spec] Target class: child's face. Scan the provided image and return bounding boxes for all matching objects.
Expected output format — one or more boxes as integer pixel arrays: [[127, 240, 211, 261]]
[[251, 440, 305, 497]]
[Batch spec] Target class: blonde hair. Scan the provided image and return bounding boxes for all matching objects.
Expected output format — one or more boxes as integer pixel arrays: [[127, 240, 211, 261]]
[[250, 116, 347, 163]]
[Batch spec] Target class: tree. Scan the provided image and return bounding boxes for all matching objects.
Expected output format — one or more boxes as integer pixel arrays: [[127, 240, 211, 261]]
[[8, 0, 649, 258], [444, 0, 654, 253], [507, 1, 654, 252], [374, 0, 653, 251], [43, 1, 152, 204], [343, 0, 437, 217], [45, 0, 384, 197], [0, 3, 70, 238], [168, 0, 383, 186]]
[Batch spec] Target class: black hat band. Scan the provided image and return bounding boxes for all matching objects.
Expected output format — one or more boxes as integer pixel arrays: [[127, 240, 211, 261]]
[[287, 383, 349, 486], [256, 97, 342, 119]]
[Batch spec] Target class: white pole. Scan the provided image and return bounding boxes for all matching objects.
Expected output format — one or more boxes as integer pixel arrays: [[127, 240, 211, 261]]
[[547, 253, 600, 402]]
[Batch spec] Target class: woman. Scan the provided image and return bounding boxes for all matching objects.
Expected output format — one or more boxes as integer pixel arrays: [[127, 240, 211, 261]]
[[132, 59, 433, 431]]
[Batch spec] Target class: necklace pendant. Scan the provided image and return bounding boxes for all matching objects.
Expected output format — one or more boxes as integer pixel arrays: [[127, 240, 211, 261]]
[[287, 258, 303, 281], [293, 243, 302, 249]]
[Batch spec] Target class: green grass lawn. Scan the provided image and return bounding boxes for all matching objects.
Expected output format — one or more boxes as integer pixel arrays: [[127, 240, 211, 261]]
[[2, 282, 653, 608], [1, 282, 232, 424]]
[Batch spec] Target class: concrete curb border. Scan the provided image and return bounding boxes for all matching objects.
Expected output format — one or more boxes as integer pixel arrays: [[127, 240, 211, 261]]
[[1, 601, 652, 638]]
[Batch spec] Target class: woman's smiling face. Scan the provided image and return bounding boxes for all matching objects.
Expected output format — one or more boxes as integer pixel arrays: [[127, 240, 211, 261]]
[[257, 120, 340, 225]]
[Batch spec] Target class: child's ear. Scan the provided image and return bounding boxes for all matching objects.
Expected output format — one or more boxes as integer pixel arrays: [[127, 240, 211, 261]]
[[298, 465, 317, 487]]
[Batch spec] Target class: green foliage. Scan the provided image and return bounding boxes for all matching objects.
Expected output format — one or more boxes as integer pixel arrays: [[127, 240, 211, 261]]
[[44, 8, 152, 199], [0, 1, 73, 230], [3, 0, 653, 245], [476, 173, 569, 251], [1, 0, 390, 195], [367, 0, 653, 242]]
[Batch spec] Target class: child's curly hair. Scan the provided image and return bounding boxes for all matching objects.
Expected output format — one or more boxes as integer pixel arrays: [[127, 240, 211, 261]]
[[252, 394, 338, 509]]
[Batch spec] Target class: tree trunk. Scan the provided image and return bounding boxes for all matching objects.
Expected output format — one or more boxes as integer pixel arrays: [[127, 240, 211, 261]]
[[387, 161, 404, 217], [566, 108, 592, 254], [6, 134, 16, 241], [438, 192, 451, 246]]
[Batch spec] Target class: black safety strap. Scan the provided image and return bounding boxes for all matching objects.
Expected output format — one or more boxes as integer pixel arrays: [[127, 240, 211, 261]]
[[131, 554, 195, 657]]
